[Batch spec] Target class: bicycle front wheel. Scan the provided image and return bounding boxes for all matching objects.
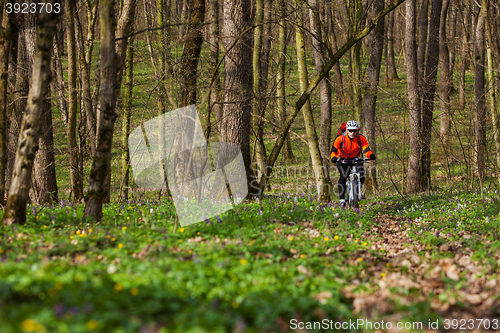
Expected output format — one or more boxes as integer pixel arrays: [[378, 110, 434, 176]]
[[351, 178, 359, 208]]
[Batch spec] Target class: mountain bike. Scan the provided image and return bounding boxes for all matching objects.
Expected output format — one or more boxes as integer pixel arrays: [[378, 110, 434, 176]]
[[337, 158, 369, 208]]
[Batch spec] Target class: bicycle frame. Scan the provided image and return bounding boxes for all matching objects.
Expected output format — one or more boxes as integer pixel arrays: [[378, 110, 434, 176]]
[[338, 158, 369, 208]]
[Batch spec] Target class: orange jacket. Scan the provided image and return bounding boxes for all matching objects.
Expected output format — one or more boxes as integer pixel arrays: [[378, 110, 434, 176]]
[[330, 134, 375, 159]]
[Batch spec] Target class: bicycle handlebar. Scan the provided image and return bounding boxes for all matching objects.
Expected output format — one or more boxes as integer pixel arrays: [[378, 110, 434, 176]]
[[336, 158, 370, 165]]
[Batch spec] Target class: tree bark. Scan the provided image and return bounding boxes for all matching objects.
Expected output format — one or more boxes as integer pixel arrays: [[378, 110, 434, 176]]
[[483, 0, 500, 183], [102, 0, 136, 204], [207, 0, 222, 133], [0, 8, 11, 207], [2, 1, 58, 225], [53, 24, 67, 126], [84, 0, 119, 221], [420, 0, 442, 191], [6, 20, 23, 194], [252, 0, 272, 179], [362, 0, 384, 193], [417, 0, 429, 85], [458, 2, 470, 109], [387, 10, 400, 82], [405, 0, 421, 194], [32, 84, 58, 204], [75, 0, 98, 155], [221, 0, 254, 196], [156, 0, 176, 109], [328, 5, 345, 104], [448, 3, 457, 93], [252, 0, 266, 179], [277, 0, 293, 162], [67, 0, 83, 203], [309, 0, 332, 186], [295, 1, 329, 202], [438, 0, 451, 153], [179, 0, 205, 107], [474, 5, 486, 178], [350, 0, 363, 120], [119, 37, 133, 202]]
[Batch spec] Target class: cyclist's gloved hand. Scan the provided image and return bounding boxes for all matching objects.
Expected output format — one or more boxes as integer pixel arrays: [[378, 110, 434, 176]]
[[369, 153, 377, 160], [331, 156, 338, 163]]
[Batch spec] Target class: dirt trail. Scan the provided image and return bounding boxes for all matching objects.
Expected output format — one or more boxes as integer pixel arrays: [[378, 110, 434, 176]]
[[341, 214, 500, 327]]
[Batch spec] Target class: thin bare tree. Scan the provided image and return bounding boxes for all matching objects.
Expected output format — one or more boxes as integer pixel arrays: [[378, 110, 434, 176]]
[[295, 0, 329, 202], [277, 0, 294, 162], [2, 0, 59, 225], [84, 0, 120, 221], [362, 0, 385, 192], [474, 4, 486, 179], [0, 7, 12, 207], [420, 0, 442, 191], [438, 0, 451, 153], [386, 10, 400, 82], [406, 0, 421, 193], [67, 0, 83, 202]]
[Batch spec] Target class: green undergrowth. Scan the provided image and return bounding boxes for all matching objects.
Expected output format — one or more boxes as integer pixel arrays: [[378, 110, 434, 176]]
[[0, 188, 499, 332]]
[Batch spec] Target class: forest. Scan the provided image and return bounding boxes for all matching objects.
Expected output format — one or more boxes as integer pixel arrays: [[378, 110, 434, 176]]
[[0, 0, 500, 332]]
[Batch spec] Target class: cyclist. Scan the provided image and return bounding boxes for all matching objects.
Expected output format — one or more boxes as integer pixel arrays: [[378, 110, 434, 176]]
[[330, 120, 376, 206]]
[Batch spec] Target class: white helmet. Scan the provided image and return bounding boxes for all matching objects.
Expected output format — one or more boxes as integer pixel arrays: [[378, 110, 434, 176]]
[[346, 120, 359, 131]]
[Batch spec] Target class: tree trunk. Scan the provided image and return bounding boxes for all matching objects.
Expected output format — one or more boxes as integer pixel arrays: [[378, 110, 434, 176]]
[[119, 37, 133, 202], [254, 0, 272, 178], [295, 1, 329, 202], [438, 0, 451, 154], [277, 0, 293, 162], [362, 0, 384, 193], [260, 0, 272, 113], [256, 0, 406, 196], [179, 0, 205, 107], [351, 0, 363, 121], [387, 10, 400, 82], [328, 6, 345, 104], [156, 0, 176, 109], [448, 3, 457, 93], [67, 0, 83, 203], [405, 0, 421, 193], [484, 0, 500, 182], [0, 9, 11, 207], [221, 0, 254, 196], [75, 0, 98, 155], [309, 0, 332, 186], [458, 2, 470, 109], [207, 0, 222, 133], [101, 0, 136, 204], [253, 0, 266, 179], [84, 0, 119, 221], [53, 25, 67, 126], [6, 21, 22, 194], [32, 85, 58, 204], [2, 1, 58, 225], [417, 0, 429, 84], [22, 9, 58, 205], [474, 6, 486, 179], [420, 0, 442, 191]]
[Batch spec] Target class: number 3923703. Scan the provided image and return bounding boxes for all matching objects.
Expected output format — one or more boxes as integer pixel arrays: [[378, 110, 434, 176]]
[[5, 2, 61, 14]]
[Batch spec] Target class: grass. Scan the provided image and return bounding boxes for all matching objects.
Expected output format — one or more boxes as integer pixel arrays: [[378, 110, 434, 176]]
[[0, 187, 499, 332]]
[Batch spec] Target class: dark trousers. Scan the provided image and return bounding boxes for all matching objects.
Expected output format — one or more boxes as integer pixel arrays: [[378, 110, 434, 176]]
[[337, 162, 365, 200]]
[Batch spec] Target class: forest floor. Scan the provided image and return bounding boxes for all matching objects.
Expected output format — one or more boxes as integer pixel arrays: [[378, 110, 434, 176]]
[[0, 185, 499, 332]]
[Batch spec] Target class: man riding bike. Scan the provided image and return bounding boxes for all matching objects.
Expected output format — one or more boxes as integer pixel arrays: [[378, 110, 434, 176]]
[[330, 120, 376, 206]]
